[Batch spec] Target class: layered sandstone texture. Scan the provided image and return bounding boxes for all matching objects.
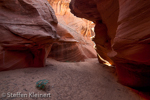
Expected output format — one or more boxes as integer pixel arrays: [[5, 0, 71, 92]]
[[47, 0, 95, 37], [70, 0, 119, 66], [0, 0, 60, 71], [0, 0, 96, 71], [70, 0, 150, 87], [47, 0, 97, 62], [49, 23, 97, 62]]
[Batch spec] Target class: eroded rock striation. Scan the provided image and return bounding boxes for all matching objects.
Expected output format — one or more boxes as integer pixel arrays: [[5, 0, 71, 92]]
[[49, 23, 97, 62], [47, 0, 97, 62], [47, 0, 95, 37], [0, 0, 60, 71], [70, 0, 150, 87], [0, 0, 96, 71]]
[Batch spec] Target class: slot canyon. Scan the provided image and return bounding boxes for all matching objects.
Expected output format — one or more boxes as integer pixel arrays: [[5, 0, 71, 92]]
[[0, 0, 150, 100]]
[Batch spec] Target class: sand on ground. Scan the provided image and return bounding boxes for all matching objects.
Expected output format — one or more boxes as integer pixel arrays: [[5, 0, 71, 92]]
[[0, 58, 147, 100]]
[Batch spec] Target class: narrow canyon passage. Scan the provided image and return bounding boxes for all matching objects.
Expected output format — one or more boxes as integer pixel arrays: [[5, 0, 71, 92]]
[[0, 0, 150, 100], [0, 58, 146, 100]]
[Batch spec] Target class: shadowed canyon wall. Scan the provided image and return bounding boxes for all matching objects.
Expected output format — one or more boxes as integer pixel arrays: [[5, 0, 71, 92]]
[[0, 0, 59, 71], [70, 0, 150, 87], [0, 0, 96, 71]]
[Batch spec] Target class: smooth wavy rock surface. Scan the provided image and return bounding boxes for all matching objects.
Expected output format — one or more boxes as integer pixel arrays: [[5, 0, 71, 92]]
[[47, 0, 95, 37], [49, 23, 97, 62], [70, 0, 150, 87], [0, 0, 96, 71], [0, 0, 60, 71], [47, 0, 97, 62]]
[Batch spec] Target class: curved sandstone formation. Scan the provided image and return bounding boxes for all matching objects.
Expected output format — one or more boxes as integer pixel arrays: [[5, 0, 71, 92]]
[[70, 0, 119, 65], [47, 0, 95, 37], [70, 0, 150, 87], [0, 0, 96, 71], [113, 0, 150, 87], [49, 23, 97, 62], [46, 0, 97, 62], [0, 0, 60, 71]]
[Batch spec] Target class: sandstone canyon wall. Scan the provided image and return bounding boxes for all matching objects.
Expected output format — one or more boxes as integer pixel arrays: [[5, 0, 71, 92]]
[[0, 0, 60, 71], [0, 0, 96, 71], [47, 0, 95, 37], [70, 0, 150, 87], [47, 0, 97, 62], [49, 22, 97, 62]]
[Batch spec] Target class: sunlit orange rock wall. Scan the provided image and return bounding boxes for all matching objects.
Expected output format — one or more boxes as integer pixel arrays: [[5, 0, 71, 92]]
[[47, 0, 95, 37], [70, 0, 150, 87], [47, 0, 97, 62], [49, 23, 97, 62]]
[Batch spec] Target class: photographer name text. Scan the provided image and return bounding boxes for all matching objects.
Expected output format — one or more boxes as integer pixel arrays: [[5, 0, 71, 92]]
[[1, 92, 51, 98]]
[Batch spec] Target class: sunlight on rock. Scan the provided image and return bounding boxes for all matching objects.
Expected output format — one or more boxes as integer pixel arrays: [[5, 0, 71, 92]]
[[97, 54, 112, 66]]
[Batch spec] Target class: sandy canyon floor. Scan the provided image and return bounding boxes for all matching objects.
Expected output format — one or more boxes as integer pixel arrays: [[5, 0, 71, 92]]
[[0, 58, 148, 100]]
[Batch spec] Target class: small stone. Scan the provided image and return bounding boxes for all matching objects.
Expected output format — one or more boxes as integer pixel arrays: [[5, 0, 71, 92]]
[[24, 89, 27, 91]]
